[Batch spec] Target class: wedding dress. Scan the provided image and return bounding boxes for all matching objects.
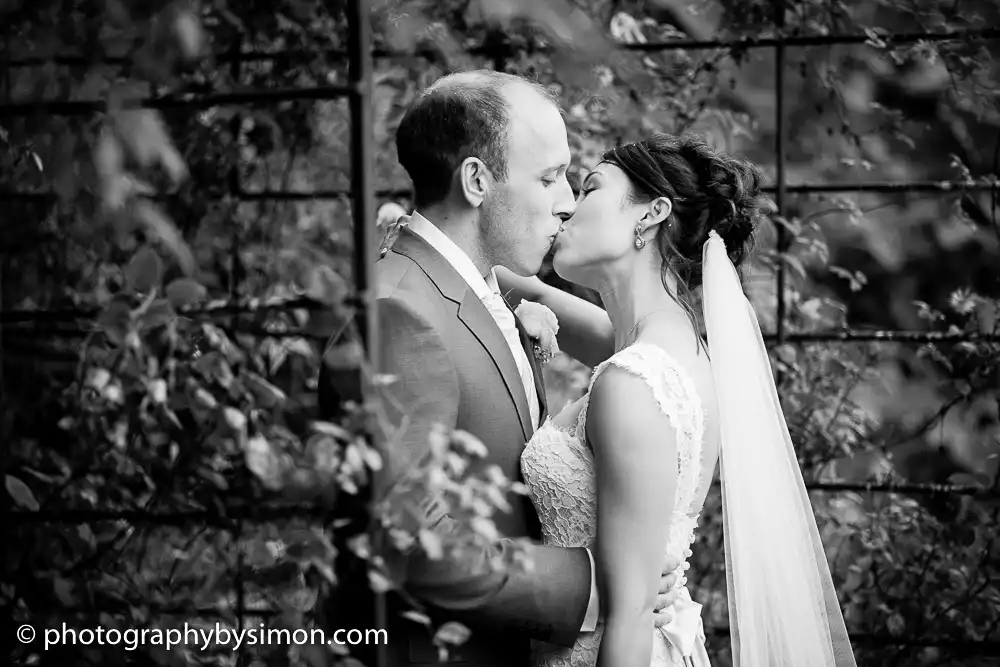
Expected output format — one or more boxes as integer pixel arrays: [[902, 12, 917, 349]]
[[521, 342, 713, 667]]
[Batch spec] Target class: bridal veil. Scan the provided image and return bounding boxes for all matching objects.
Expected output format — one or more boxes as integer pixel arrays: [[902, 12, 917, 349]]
[[701, 230, 856, 667]]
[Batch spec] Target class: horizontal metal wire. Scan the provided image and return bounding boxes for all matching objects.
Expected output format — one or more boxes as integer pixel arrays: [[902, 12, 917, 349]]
[[3, 302, 996, 344], [3, 180, 996, 206], [0, 296, 335, 324], [0, 85, 357, 118], [8, 505, 334, 527], [9, 480, 997, 526], [0, 188, 415, 203], [5, 328, 996, 346], [2, 296, 996, 344], [774, 181, 1000, 194], [765, 331, 1000, 343], [703, 628, 1000, 653], [5, 27, 1000, 69], [740, 480, 998, 497]]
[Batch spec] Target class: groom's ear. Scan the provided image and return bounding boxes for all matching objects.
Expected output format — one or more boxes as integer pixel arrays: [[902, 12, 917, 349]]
[[458, 157, 490, 207]]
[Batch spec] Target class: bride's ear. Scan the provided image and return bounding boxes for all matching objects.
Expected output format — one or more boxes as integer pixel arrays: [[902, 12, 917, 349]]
[[640, 196, 673, 227]]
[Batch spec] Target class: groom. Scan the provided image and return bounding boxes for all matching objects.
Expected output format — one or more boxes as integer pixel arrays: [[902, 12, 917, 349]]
[[323, 70, 680, 666]]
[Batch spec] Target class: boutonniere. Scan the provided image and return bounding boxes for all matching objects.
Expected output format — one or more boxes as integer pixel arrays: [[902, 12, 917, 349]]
[[514, 300, 560, 364], [378, 204, 409, 258]]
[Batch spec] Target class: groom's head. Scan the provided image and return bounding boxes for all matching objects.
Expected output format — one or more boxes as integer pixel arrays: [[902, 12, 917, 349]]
[[395, 70, 576, 276]]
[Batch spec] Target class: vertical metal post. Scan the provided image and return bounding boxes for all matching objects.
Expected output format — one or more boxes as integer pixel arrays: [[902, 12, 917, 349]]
[[774, 4, 788, 354], [348, 0, 378, 359], [228, 37, 248, 667], [346, 2, 384, 667]]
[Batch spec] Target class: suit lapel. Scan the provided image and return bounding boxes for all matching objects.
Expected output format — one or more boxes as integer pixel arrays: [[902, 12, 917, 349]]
[[458, 297, 533, 441], [513, 309, 548, 425], [390, 228, 534, 442]]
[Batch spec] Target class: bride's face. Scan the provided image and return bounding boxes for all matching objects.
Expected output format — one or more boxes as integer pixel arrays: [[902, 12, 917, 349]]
[[551, 163, 640, 285]]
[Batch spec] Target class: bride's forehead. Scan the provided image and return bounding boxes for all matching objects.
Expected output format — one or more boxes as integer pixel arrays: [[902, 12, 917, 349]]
[[584, 164, 626, 184]]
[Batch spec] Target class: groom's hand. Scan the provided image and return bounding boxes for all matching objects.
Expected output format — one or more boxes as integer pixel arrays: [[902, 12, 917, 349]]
[[652, 552, 683, 627]]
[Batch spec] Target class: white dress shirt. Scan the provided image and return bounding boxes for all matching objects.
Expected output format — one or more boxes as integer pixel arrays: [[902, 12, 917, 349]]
[[406, 211, 600, 633]]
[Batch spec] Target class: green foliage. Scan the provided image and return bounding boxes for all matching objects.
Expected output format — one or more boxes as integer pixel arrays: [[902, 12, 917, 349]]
[[3, 1, 999, 667]]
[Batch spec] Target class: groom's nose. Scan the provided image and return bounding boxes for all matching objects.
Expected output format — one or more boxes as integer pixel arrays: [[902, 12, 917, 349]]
[[553, 178, 577, 220]]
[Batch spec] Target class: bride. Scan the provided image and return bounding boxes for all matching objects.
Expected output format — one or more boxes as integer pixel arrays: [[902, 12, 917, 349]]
[[499, 133, 856, 667]]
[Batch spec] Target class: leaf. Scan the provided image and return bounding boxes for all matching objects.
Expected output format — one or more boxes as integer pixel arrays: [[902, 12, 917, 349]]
[[244, 435, 285, 489], [53, 577, 74, 606], [107, 105, 188, 187], [68, 525, 97, 558], [98, 297, 133, 345], [336, 659, 367, 667], [173, 10, 205, 60], [148, 378, 167, 404], [139, 299, 176, 330], [323, 341, 365, 370], [6, 475, 39, 511], [305, 265, 349, 307], [433, 621, 471, 647], [886, 612, 905, 635], [165, 278, 207, 308], [401, 610, 431, 627], [470, 516, 499, 541], [312, 421, 352, 440], [243, 371, 286, 408], [134, 199, 195, 275], [284, 528, 335, 561], [113, 109, 169, 169], [305, 434, 340, 474], [418, 529, 443, 560], [94, 129, 124, 200], [368, 569, 393, 593], [279, 587, 318, 613]]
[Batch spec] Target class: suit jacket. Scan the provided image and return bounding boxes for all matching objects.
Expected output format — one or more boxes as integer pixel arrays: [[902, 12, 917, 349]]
[[320, 227, 593, 666]]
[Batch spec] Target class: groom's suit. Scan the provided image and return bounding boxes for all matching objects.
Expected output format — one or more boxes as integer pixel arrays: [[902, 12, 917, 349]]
[[323, 214, 597, 666]]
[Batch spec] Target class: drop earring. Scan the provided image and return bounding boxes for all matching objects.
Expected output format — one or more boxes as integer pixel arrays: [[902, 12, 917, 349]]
[[633, 224, 646, 250]]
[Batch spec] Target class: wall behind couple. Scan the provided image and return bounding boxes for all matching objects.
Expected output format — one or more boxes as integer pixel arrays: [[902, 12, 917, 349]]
[[3, 0, 998, 666]]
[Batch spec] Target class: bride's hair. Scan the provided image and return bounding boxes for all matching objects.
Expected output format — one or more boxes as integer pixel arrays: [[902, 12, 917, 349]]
[[601, 133, 766, 332]]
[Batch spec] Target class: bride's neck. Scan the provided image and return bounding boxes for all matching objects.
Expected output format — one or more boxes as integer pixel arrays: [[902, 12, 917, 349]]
[[597, 260, 687, 350]]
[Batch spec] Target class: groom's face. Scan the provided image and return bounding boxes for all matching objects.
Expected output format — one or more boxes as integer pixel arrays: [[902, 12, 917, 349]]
[[481, 86, 575, 277]]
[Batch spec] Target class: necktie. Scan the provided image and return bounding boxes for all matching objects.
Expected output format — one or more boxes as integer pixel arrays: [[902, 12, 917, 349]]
[[482, 290, 539, 430]]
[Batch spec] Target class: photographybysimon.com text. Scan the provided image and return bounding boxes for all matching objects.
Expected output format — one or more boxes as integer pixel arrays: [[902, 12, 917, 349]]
[[17, 622, 387, 652]]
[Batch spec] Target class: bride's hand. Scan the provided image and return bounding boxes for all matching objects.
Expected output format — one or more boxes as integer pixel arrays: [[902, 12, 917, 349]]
[[652, 552, 683, 626]]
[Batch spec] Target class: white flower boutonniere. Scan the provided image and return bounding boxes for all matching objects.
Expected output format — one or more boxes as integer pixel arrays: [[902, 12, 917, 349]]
[[515, 300, 560, 364]]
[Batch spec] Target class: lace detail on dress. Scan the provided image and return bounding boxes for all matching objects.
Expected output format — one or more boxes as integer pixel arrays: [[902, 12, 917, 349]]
[[520, 343, 709, 667]]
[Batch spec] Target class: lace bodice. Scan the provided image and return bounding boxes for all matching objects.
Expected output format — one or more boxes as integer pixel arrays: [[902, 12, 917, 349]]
[[520, 342, 710, 667]]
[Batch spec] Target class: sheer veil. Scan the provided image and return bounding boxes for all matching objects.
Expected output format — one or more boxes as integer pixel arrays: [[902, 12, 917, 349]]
[[701, 230, 857, 667]]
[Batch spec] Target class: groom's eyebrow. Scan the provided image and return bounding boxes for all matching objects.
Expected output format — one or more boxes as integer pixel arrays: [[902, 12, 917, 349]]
[[540, 162, 569, 176]]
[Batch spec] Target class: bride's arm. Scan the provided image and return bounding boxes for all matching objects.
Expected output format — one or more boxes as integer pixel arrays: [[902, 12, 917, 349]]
[[496, 266, 614, 368], [587, 367, 678, 667]]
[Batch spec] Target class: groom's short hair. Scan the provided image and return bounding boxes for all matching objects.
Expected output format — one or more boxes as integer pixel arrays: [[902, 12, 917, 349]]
[[395, 70, 559, 208]]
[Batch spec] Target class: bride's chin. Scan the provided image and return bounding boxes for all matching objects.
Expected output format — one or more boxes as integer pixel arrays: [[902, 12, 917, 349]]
[[551, 252, 571, 279]]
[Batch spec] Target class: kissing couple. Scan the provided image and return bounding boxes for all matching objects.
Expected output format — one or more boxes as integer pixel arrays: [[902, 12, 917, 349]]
[[320, 69, 858, 667]]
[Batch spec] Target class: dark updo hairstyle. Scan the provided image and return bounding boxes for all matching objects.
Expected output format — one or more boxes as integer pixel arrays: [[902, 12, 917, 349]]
[[600, 133, 766, 339]]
